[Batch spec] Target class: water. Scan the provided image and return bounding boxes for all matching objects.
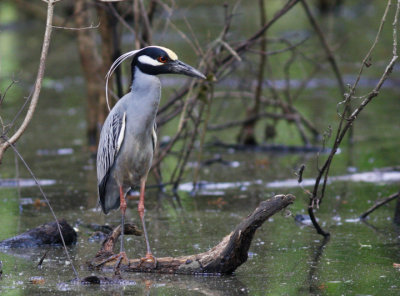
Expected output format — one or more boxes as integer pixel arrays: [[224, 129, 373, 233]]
[[1, 0, 400, 294]]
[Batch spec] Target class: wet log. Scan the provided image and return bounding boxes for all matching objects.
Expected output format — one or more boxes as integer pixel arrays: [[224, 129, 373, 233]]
[[0, 219, 77, 248], [88, 194, 295, 275]]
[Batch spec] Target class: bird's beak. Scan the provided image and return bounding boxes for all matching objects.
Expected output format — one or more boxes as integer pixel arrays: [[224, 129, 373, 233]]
[[170, 60, 206, 79]]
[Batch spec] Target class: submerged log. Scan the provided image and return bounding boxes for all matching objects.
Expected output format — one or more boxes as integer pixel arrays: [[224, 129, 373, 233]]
[[0, 219, 77, 248], [88, 194, 295, 275]]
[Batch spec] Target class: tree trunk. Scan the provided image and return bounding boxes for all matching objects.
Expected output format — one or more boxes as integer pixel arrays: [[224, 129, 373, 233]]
[[74, 0, 107, 150], [237, 0, 267, 145]]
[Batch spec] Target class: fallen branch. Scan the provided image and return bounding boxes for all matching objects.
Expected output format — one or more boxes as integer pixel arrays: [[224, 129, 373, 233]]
[[360, 191, 400, 220], [88, 194, 295, 275]]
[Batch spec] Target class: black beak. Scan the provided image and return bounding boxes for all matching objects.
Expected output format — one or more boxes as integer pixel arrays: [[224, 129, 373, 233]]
[[170, 60, 206, 79]]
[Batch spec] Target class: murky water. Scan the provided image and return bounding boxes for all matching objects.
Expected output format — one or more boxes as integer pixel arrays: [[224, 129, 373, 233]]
[[1, 0, 400, 295]]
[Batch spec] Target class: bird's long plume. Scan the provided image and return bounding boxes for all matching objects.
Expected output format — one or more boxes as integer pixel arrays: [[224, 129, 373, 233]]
[[105, 50, 140, 111]]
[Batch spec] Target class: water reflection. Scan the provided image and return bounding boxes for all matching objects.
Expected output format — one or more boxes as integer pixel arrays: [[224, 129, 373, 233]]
[[65, 273, 248, 295], [0, 178, 56, 188], [306, 236, 330, 295], [178, 169, 400, 193]]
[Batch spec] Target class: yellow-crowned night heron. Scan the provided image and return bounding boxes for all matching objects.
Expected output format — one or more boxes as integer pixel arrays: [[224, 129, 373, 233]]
[[97, 46, 205, 265]]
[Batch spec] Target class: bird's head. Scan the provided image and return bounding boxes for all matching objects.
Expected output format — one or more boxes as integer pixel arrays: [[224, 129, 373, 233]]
[[105, 46, 206, 110], [132, 46, 206, 79]]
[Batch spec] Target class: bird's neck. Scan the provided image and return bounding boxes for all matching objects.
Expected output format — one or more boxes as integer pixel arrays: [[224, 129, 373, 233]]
[[130, 66, 161, 95], [128, 67, 161, 131]]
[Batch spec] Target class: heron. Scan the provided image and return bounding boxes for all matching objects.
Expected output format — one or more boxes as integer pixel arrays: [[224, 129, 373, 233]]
[[97, 46, 206, 266]]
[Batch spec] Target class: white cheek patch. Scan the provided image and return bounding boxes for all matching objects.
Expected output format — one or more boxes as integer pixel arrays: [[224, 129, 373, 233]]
[[138, 55, 163, 66]]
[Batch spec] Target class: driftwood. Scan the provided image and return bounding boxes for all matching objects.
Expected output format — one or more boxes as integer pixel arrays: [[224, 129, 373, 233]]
[[88, 194, 295, 275], [0, 219, 77, 248]]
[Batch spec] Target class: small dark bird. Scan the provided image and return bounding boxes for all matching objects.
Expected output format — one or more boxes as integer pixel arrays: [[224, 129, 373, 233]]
[[97, 46, 206, 265]]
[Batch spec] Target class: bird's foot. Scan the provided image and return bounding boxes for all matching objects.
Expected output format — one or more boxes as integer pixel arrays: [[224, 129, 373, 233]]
[[139, 253, 157, 269], [95, 251, 129, 268]]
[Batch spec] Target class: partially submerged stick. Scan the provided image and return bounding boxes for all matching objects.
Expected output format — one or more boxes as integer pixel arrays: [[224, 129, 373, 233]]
[[88, 194, 295, 275]]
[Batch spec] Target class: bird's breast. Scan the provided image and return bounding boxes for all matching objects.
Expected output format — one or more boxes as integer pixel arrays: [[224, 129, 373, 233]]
[[113, 129, 154, 186]]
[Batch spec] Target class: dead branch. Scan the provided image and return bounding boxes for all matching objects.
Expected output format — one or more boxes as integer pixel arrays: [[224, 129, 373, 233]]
[[300, 0, 345, 94], [308, 0, 399, 236], [193, 86, 214, 187], [171, 100, 205, 189], [88, 194, 295, 274], [0, 0, 57, 162], [208, 111, 298, 131], [151, 1, 315, 188], [360, 191, 400, 220], [13, 0, 67, 28], [221, 0, 300, 67], [212, 91, 319, 137], [138, 0, 153, 45], [0, 80, 17, 107]]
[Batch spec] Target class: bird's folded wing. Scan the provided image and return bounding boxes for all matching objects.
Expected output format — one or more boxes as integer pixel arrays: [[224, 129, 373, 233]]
[[97, 111, 126, 187]]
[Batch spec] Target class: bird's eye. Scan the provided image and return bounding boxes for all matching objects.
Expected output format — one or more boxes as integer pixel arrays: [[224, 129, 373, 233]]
[[157, 56, 168, 63]]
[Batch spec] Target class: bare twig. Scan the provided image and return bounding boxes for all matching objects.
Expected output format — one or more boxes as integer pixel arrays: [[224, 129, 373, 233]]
[[193, 85, 214, 187], [360, 192, 400, 219], [248, 36, 309, 57], [211, 91, 319, 137], [172, 102, 206, 190], [308, 0, 399, 236], [0, 0, 56, 162], [107, 3, 135, 35], [208, 111, 298, 131], [300, 0, 345, 94], [51, 22, 100, 30], [139, 0, 152, 45], [0, 80, 17, 106], [221, 0, 301, 65], [0, 0, 80, 280], [133, 0, 141, 49]]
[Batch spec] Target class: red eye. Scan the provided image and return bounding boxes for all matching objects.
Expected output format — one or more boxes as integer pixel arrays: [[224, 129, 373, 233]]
[[157, 56, 168, 63]]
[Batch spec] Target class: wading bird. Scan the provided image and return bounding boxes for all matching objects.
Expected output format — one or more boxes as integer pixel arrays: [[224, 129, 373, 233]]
[[97, 46, 205, 265]]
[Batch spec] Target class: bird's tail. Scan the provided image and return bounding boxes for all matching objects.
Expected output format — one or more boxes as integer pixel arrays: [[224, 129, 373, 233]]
[[98, 175, 121, 214]]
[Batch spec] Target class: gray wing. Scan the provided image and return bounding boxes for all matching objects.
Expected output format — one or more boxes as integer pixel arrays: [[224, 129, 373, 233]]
[[97, 111, 126, 196]]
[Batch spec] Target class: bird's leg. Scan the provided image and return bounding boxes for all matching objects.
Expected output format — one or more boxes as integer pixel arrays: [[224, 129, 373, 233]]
[[96, 186, 129, 269], [138, 179, 157, 267], [119, 186, 127, 255]]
